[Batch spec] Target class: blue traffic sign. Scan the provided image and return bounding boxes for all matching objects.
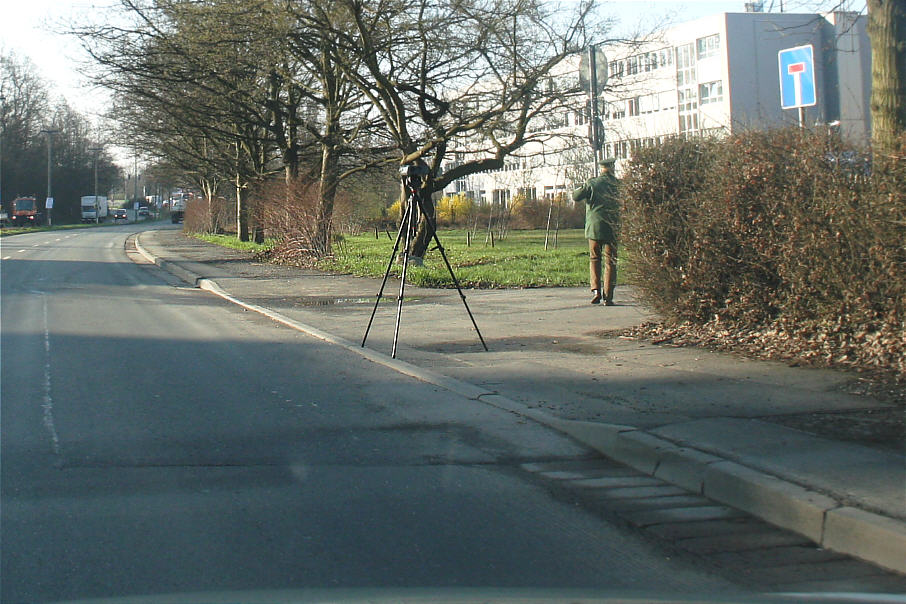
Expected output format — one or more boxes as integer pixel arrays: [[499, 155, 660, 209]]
[[778, 45, 816, 109]]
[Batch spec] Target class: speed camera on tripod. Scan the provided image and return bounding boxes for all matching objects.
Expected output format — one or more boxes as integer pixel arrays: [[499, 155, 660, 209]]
[[363, 159, 488, 358], [399, 163, 430, 178]]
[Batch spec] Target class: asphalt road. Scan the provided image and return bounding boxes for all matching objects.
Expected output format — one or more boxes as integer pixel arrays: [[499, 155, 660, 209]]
[[0, 225, 745, 603]]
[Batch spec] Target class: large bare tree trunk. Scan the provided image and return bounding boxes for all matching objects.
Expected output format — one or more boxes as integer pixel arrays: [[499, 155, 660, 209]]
[[868, 0, 906, 155], [408, 172, 436, 259], [314, 143, 340, 255], [236, 173, 249, 242]]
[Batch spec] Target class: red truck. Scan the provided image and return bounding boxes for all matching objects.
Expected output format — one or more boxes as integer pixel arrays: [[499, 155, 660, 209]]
[[9, 196, 42, 226]]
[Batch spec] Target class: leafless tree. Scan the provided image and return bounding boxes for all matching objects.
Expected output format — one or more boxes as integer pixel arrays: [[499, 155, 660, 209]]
[[325, 0, 602, 257]]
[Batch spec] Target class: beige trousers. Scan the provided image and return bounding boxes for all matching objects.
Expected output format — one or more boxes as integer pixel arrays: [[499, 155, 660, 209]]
[[589, 239, 617, 301]]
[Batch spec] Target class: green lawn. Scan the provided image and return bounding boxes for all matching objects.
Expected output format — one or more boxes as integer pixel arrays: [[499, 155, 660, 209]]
[[0, 222, 112, 237], [322, 228, 627, 288], [1, 217, 167, 238], [192, 227, 626, 288], [193, 232, 276, 253]]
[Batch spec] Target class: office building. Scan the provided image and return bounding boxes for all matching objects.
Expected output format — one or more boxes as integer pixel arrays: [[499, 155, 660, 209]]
[[441, 6, 870, 202]]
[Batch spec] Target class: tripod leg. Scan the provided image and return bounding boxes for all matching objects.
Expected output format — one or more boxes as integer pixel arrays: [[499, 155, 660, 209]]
[[416, 197, 489, 352], [362, 203, 409, 348], [391, 196, 418, 358]]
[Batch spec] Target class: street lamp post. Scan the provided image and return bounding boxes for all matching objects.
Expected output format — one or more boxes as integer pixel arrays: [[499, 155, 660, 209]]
[[88, 146, 102, 223], [133, 150, 139, 221], [1, 95, 6, 210], [41, 128, 60, 226], [580, 45, 608, 173]]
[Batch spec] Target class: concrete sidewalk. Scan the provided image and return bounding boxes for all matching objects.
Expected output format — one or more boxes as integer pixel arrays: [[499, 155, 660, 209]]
[[132, 225, 905, 575]]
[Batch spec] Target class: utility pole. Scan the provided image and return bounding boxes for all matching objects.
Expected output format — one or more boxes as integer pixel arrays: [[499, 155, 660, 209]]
[[580, 45, 608, 173], [89, 146, 102, 198], [133, 150, 139, 221], [89, 146, 102, 223], [41, 128, 60, 226], [588, 45, 602, 169], [0, 95, 6, 209]]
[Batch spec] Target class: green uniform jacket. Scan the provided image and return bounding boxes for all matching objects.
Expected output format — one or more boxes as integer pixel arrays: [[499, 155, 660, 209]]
[[572, 173, 619, 243]]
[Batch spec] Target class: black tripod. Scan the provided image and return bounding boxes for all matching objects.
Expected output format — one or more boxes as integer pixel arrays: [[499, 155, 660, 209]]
[[362, 168, 488, 358]]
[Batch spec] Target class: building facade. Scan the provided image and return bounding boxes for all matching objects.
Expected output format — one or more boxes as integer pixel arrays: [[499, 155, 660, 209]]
[[441, 7, 871, 201]]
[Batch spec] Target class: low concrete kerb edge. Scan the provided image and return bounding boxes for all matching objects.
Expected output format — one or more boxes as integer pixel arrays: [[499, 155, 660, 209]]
[[556, 419, 906, 575], [133, 232, 204, 286]]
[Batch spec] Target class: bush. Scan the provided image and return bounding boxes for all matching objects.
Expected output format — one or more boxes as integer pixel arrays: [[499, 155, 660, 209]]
[[436, 193, 476, 227], [183, 196, 233, 234], [622, 129, 905, 378], [252, 177, 323, 263]]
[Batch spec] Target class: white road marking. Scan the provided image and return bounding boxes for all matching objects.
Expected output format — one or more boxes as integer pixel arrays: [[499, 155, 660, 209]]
[[1, 256, 10, 260], [41, 294, 61, 456]]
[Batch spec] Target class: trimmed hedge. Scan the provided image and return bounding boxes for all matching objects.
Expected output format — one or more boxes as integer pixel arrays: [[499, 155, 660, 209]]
[[621, 129, 905, 377]]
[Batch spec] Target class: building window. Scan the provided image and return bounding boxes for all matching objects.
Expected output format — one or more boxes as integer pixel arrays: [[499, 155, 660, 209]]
[[679, 112, 699, 135], [660, 90, 676, 111], [699, 80, 723, 104], [659, 48, 673, 69], [676, 43, 694, 69], [678, 89, 698, 112], [605, 100, 625, 120], [640, 93, 659, 114], [696, 34, 720, 60], [676, 43, 696, 87], [628, 97, 640, 116]]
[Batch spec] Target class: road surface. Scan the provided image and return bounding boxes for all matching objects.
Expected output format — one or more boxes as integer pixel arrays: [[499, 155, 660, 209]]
[[1, 225, 743, 602], [2, 225, 903, 603]]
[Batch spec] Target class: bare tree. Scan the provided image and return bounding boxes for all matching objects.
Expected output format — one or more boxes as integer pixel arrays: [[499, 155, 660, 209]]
[[73, 0, 383, 247], [1, 51, 119, 218], [328, 0, 600, 258], [283, 0, 382, 254], [72, 0, 315, 239]]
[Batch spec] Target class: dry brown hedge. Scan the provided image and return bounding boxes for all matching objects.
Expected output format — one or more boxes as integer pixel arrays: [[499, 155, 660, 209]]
[[621, 129, 905, 378]]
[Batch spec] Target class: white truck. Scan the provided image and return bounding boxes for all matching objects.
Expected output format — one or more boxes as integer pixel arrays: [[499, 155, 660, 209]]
[[80, 196, 109, 223], [170, 197, 186, 223]]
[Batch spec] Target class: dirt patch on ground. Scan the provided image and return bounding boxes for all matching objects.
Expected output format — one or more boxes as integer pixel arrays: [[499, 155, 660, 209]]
[[763, 407, 904, 455], [616, 321, 904, 454]]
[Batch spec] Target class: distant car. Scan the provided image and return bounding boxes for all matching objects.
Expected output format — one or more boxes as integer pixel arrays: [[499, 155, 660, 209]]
[[138, 207, 150, 217], [113, 209, 129, 222]]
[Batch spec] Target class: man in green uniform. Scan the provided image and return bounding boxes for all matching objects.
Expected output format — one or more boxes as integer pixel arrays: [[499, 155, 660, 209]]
[[572, 158, 619, 305]]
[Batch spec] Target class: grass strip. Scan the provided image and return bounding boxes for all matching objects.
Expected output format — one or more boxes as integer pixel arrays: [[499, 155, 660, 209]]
[[190, 228, 626, 289], [192, 232, 276, 253], [321, 228, 627, 289]]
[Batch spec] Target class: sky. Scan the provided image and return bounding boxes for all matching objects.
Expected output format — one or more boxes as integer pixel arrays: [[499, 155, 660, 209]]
[[0, 0, 867, 122], [0, 0, 113, 118]]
